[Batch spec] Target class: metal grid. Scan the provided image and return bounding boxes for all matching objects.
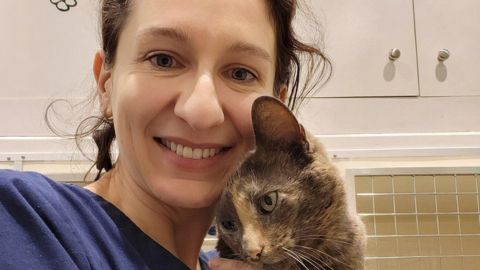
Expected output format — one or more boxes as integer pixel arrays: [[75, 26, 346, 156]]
[[351, 168, 480, 270]]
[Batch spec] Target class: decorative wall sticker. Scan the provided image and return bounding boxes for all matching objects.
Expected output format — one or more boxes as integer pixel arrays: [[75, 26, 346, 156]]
[[50, 0, 77, 12]]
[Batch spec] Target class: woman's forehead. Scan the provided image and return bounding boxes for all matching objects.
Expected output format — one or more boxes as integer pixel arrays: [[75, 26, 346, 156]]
[[123, 0, 276, 53]]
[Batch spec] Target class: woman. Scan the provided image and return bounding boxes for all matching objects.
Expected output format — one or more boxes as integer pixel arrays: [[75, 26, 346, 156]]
[[0, 0, 329, 269]]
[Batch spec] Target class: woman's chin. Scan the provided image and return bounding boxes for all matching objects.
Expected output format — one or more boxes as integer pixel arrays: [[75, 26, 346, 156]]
[[154, 180, 224, 209]]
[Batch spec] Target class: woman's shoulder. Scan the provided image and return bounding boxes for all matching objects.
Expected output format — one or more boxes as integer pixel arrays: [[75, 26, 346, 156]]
[[0, 169, 91, 228], [0, 169, 87, 205], [0, 168, 46, 182], [0, 169, 100, 243], [0, 169, 106, 234], [0, 169, 60, 199], [0, 169, 95, 269]]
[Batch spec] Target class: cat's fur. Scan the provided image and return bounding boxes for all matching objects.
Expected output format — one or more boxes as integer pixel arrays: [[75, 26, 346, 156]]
[[215, 96, 366, 270]]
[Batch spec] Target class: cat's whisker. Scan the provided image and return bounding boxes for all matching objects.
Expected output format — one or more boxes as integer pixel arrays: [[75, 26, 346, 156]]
[[283, 251, 308, 270], [292, 247, 334, 270], [283, 247, 311, 270], [292, 225, 323, 234], [281, 253, 303, 270], [294, 244, 351, 268], [317, 249, 350, 269], [283, 248, 310, 270], [287, 246, 330, 270], [294, 237, 349, 252], [292, 245, 333, 270], [291, 247, 327, 270]]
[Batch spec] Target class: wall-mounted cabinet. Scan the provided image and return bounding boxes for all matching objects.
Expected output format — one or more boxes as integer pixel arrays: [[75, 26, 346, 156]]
[[310, 0, 480, 98], [415, 0, 480, 96], [308, 0, 419, 97]]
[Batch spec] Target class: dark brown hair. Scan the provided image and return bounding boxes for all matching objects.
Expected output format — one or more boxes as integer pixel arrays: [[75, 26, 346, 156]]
[[64, 0, 331, 180]]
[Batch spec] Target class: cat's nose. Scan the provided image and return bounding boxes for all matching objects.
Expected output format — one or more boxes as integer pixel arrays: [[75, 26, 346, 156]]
[[246, 245, 265, 261]]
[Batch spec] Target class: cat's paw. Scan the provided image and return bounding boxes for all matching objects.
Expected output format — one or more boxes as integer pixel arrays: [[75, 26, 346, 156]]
[[209, 258, 263, 270]]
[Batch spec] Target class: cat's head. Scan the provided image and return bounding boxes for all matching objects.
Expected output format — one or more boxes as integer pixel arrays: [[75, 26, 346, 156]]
[[216, 96, 342, 268]]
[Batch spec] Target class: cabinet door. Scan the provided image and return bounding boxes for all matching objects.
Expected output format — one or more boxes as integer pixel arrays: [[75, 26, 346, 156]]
[[415, 0, 480, 96], [303, 0, 419, 97]]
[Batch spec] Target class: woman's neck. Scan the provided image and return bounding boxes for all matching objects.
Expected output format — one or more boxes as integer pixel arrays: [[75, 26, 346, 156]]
[[85, 167, 215, 270]]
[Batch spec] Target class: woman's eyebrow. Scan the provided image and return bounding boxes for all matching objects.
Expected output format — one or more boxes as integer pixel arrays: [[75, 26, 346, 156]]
[[136, 27, 192, 44], [227, 42, 273, 63]]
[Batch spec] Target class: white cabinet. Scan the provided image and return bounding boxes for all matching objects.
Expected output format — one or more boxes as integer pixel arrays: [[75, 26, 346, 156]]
[[415, 0, 480, 96], [307, 0, 480, 98], [307, 0, 419, 97]]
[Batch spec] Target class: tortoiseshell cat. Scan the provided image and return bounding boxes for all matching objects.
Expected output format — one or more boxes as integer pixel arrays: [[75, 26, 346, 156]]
[[215, 96, 366, 270]]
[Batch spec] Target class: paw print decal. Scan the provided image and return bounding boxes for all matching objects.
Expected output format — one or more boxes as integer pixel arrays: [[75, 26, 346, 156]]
[[50, 0, 78, 12]]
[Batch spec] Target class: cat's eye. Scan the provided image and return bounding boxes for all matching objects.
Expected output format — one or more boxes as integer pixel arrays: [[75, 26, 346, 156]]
[[259, 191, 278, 214], [221, 220, 237, 232]]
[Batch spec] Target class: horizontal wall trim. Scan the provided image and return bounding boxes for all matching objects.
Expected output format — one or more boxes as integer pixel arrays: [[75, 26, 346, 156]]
[[318, 132, 480, 137], [328, 147, 480, 158], [315, 132, 480, 158]]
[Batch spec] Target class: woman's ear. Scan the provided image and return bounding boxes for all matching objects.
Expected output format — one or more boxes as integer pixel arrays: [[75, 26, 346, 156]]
[[93, 50, 113, 118], [278, 84, 288, 103]]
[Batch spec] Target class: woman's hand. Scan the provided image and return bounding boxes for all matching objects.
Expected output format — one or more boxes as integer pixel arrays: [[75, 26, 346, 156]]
[[209, 258, 263, 270]]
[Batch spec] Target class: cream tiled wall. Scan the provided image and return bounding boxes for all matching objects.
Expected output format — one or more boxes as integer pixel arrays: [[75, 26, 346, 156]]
[[356, 173, 480, 270]]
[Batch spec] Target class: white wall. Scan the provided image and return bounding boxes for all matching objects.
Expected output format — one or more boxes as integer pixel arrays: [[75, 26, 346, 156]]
[[0, 0, 99, 162]]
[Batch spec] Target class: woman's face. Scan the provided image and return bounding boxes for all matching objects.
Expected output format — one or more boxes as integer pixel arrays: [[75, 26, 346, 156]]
[[99, 0, 278, 208]]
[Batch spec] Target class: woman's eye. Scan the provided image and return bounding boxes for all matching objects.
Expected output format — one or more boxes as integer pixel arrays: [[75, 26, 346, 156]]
[[149, 53, 177, 68], [259, 191, 278, 214], [230, 68, 256, 81]]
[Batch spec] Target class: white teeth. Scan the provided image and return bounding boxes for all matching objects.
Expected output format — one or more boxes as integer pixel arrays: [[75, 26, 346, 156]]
[[183, 146, 193, 158], [176, 144, 183, 156], [193, 148, 203, 159], [202, 149, 210, 158], [159, 138, 223, 159]]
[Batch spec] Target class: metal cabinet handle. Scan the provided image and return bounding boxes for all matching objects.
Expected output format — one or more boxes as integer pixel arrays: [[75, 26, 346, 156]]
[[438, 49, 450, 61], [389, 48, 401, 61]]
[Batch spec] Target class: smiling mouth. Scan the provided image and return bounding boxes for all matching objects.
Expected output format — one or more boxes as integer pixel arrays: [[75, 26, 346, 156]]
[[154, 137, 229, 159]]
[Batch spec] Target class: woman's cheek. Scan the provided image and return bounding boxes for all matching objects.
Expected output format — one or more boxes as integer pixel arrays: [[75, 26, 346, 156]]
[[223, 92, 265, 137]]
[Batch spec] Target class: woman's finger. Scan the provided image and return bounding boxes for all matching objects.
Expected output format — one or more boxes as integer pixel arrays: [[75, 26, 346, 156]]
[[208, 258, 263, 270]]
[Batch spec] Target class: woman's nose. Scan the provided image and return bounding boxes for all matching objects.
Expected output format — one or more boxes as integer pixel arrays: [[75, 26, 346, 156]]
[[174, 73, 225, 130]]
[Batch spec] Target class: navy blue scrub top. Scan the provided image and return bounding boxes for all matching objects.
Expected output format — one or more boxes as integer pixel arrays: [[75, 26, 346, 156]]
[[0, 170, 215, 270]]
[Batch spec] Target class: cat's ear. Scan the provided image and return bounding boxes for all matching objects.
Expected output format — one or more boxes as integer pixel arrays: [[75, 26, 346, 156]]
[[252, 96, 307, 145]]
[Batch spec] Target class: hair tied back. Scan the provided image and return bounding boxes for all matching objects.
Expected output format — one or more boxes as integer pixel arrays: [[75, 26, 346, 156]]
[[92, 119, 115, 180]]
